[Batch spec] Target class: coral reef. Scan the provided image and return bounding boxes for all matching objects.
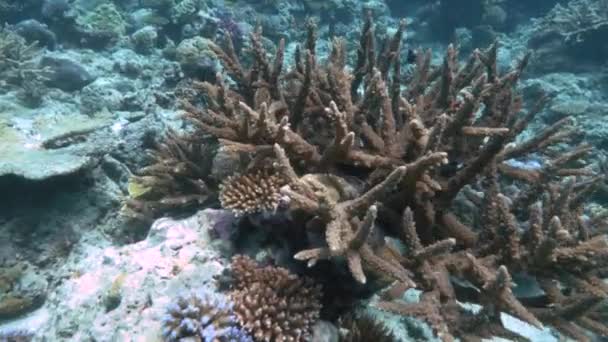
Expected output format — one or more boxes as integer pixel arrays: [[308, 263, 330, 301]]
[[168, 14, 608, 341], [227, 255, 322, 342], [0, 111, 108, 180], [1, 0, 608, 341], [212, 8, 245, 51], [0, 1, 23, 18], [41, 0, 70, 20], [0, 262, 47, 321]]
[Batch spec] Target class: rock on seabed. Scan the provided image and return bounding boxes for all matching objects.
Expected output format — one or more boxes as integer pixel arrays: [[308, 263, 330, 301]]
[[7, 209, 230, 341]]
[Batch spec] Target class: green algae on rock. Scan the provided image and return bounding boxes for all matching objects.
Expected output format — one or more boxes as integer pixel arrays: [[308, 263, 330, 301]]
[[0, 110, 116, 180]]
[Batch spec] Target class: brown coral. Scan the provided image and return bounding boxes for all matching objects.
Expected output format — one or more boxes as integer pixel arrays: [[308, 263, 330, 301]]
[[122, 129, 212, 222], [228, 255, 322, 342], [338, 315, 397, 342], [219, 167, 289, 215]]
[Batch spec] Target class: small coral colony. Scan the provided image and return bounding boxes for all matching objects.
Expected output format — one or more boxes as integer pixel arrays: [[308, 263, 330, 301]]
[[123, 12, 608, 342]]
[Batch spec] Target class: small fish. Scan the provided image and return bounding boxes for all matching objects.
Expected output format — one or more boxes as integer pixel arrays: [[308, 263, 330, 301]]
[[504, 158, 543, 170]]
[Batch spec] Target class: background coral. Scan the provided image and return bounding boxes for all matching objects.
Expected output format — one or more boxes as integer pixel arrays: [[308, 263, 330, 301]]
[[74, 3, 127, 45], [175, 36, 218, 80], [171, 0, 204, 24], [1, 0, 604, 340], [338, 315, 397, 342], [175, 14, 608, 341]]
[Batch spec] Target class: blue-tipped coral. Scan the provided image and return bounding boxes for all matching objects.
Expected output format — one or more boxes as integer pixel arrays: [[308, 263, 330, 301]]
[[161, 290, 252, 342], [0, 328, 34, 342]]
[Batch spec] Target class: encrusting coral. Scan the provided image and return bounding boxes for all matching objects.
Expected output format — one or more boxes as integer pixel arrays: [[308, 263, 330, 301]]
[[136, 10, 608, 342], [227, 255, 322, 342]]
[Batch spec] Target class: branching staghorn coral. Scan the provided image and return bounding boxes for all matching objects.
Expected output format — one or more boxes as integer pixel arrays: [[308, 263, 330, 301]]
[[0, 25, 48, 89], [157, 13, 608, 341], [122, 129, 213, 223]]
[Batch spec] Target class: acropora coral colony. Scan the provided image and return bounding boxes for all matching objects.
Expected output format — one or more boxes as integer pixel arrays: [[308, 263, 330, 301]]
[[126, 13, 608, 342]]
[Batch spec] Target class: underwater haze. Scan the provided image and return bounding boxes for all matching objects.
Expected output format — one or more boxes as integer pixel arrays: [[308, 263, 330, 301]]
[[1, 0, 608, 341]]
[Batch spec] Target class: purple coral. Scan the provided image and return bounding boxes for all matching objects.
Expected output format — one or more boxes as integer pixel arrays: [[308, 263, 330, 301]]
[[224, 326, 253, 342], [161, 289, 251, 342], [212, 8, 245, 51]]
